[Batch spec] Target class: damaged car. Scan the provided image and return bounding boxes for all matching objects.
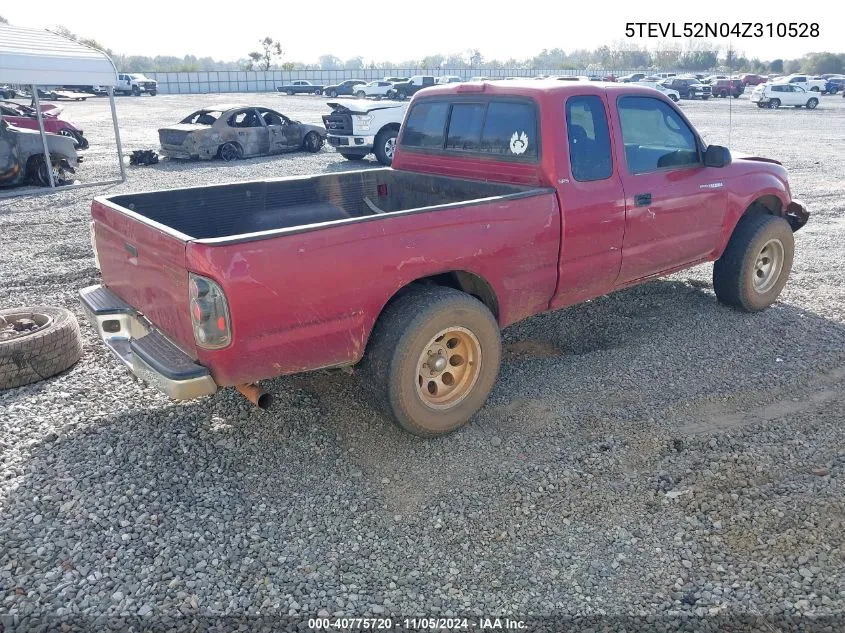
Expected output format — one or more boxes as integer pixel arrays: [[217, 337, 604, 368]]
[[0, 119, 81, 188], [158, 104, 326, 161], [1, 101, 89, 149]]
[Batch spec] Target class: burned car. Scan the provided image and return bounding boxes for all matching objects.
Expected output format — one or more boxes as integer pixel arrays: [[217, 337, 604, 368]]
[[158, 104, 326, 161], [0, 119, 80, 188]]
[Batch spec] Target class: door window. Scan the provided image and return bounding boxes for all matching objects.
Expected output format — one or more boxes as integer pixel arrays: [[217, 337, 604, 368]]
[[228, 110, 264, 128], [565, 95, 612, 181], [618, 96, 699, 175]]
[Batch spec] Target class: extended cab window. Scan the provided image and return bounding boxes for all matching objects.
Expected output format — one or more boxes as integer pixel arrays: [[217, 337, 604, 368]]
[[565, 96, 612, 181], [618, 96, 699, 175], [402, 102, 449, 148]]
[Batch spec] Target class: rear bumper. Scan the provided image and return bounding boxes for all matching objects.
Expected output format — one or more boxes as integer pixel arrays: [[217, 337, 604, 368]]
[[79, 285, 217, 400]]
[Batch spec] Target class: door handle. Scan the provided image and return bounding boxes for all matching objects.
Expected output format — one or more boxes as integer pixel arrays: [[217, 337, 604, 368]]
[[634, 193, 652, 207]]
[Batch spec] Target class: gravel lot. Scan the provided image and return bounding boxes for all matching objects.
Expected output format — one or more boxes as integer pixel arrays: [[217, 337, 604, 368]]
[[1, 91, 844, 630]]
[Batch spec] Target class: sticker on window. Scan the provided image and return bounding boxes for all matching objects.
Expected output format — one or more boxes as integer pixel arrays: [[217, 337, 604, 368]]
[[509, 131, 529, 155]]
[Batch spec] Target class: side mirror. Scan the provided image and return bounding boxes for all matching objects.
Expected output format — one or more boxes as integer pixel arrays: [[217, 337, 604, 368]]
[[704, 145, 731, 168]]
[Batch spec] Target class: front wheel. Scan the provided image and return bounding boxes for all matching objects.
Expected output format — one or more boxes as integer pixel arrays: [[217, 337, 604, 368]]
[[361, 286, 501, 437], [303, 131, 323, 153], [328, 90, 338, 98], [713, 212, 794, 312], [218, 142, 242, 162], [701, 95, 710, 100], [132, 85, 141, 96], [286, 90, 294, 96], [149, 91, 156, 96], [806, 98, 818, 109], [356, 90, 366, 98], [373, 127, 398, 166], [769, 99, 780, 109]]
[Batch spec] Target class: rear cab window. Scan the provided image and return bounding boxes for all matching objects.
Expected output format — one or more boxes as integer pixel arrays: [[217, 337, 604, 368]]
[[400, 97, 539, 161]]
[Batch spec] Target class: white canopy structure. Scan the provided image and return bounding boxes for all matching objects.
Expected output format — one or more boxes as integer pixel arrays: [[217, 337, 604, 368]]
[[0, 23, 125, 195]]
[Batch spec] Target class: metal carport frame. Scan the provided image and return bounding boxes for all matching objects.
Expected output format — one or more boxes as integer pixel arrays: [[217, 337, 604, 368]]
[[0, 23, 125, 198]]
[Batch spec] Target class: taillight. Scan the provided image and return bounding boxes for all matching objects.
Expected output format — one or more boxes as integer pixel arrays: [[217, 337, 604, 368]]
[[189, 273, 231, 349]]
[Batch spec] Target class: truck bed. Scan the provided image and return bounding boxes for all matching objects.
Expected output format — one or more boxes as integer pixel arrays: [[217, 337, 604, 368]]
[[106, 168, 536, 242]]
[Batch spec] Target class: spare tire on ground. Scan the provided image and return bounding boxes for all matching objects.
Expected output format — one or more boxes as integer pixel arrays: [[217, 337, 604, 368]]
[[0, 307, 82, 389]]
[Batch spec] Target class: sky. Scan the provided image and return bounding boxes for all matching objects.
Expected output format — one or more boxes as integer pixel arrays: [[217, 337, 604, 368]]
[[2, 1, 840, 64]]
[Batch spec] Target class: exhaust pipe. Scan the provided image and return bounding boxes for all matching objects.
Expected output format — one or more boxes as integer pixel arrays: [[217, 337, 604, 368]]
[[235, 383, 273, 409]]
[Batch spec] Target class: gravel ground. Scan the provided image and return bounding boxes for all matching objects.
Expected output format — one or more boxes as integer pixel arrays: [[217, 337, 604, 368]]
[[1, 92, 844, 631]]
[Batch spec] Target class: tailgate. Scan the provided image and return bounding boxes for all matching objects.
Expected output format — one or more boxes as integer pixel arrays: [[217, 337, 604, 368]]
[[91, 198, 196, 355]]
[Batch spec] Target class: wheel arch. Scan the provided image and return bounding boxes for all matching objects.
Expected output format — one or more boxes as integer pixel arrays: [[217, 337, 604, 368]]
[[360, 270, 500, 361]]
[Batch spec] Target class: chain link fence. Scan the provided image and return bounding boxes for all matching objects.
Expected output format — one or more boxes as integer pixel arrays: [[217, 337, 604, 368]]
[[142, 68, 653, 94]]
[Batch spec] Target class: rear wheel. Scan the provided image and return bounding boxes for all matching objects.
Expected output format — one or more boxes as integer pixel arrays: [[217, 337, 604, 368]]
[[286, 90, 294, 95], [218, 142, 242, 162], [713, 212, 794, 312], [669, 94, 679, 102], [806, 98, 818, 109], [361, 286, 501, 437], [132, 85, 141, 96], [769, 99, 780, 109], [328, 89, 338, 98], [30, 156, 73, 187], [810, 86, 820, 92], [356, 90, 366, 98]]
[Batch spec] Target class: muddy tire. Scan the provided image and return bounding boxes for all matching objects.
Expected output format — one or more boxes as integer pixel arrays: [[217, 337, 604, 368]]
[[0, 307, 82, 390], [218, 142, 242, 162], [373, 127, 398, 166], [361, 286, 501, 437], [303, 131, 323, 153], [713, 212, 794, 312]]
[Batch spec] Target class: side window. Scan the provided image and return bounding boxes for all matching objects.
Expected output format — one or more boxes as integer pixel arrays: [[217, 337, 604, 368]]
[[228, 110, 263, 128], [446, 103, 485, 151], [401, 102, 449, 148], [618, 96, 699, 175], [565, 96, 612, 182], [479, 101, 537, 158]]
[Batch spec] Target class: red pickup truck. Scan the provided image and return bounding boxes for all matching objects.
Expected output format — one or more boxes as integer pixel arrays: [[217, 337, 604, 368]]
[[80, 82, 809, 437]]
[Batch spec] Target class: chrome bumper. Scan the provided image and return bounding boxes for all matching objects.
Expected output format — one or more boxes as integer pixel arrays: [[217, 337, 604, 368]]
[[79, 285, 217, 400]]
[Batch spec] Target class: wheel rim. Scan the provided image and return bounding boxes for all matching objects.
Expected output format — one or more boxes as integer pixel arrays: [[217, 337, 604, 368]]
[[415, 327, 482, 410], [0, 311, 52, 342], [753, 238, 784, 293], [770, 100, 779, 109], [220, 144, 238, 161], [384, 137, 396, 160], [808, 99, 817, 109]]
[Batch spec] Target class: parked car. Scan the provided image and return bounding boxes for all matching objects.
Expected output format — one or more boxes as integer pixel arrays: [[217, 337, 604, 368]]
[[323, 80, 367, 98], [618, 73, 646, 83], [355, 81, 395, 99], [81, 82, 809, 437], [436, 76, 463, 84], [823, 76, 845, 94], [387, 76, 436, 100], [636, 81, 680, 102], [383, 77, 408, 83], [555, 76, 590, 82], [276, 80, 324, 95], [741, 74, 768, 86], [654, 72, 677, 80], [661, 77, 711, 99], [158, 104, 326, 161], [0, 101, 89, 149], [702, 75, 729, 84], [0, 119, 80, 187], [750, 84, 819, 109], [115, 73, 157, 96], [35, 88, 87, 101], [469, 76, 490, 82], [781, 74, 827, 93], [711, 79, 745, 98], [322, 99, 406, 165]]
